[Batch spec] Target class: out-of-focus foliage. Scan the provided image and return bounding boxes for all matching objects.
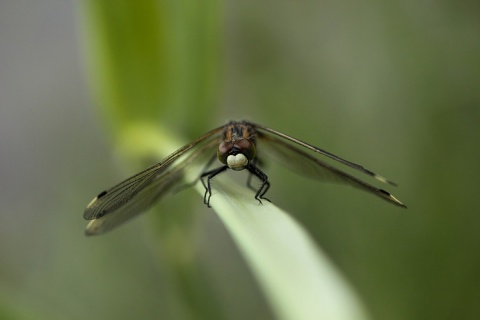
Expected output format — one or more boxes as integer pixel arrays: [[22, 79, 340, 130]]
[[1, 0, 479, 319]]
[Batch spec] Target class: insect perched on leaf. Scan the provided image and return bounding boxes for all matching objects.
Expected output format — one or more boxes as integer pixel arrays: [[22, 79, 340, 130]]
[[84, 120, 406, 235]]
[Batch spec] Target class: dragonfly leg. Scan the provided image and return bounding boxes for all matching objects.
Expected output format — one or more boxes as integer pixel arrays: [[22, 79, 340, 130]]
[[246, 164, 271, 205], [200, 165, 228, 207], [246, 159, 257, 192]]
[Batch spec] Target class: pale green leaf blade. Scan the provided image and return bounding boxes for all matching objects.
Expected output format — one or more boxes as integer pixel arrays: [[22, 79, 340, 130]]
[[205, 181, 371, 320]]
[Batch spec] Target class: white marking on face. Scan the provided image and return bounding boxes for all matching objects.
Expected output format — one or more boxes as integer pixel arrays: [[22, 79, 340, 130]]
[[227, 153, 248, 171]]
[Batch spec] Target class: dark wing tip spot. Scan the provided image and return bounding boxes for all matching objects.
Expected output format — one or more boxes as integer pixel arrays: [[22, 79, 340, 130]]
[[97, 190, 108, 199], [379, 189, 391, 196]]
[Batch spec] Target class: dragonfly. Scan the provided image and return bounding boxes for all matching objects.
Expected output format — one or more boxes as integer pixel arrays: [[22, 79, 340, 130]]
[[84, 120, 406, 235]]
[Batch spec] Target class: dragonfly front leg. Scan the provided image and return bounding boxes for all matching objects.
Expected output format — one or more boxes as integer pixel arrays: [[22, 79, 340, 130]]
[[246, 163, 271, 205], [200, 166, 228, 207]]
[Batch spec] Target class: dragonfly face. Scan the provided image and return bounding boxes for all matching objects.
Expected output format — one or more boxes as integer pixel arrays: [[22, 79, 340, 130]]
[[84, 120, 406, 235], [217, 122, 257, 171]]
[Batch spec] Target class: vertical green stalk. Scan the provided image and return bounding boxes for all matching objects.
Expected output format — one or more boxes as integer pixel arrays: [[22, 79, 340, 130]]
[[78, 1, 222, 319], [80, 0, 221, 142]]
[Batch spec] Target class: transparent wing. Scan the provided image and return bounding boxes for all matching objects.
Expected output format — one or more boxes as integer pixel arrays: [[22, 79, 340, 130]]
[[85, 163, 186, 235], [253, 123, 398, 186], [84, 126, 224, 235], [254, 126, 406, 208]]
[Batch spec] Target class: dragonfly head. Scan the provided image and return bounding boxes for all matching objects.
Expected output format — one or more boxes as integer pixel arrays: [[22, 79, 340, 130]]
[[218, 139, 256, 171]]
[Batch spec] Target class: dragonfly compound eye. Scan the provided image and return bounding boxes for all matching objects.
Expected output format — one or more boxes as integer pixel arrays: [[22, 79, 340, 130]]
[[217, 141, 234, 164], [234, 138, 256, 161]]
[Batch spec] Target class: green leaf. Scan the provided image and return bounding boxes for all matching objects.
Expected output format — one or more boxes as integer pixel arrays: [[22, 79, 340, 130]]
[[203, 180, 371, 320]]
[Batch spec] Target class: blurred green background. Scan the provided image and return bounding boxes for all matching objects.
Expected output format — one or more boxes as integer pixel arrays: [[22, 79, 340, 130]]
[[1, 0, 479, 319]]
